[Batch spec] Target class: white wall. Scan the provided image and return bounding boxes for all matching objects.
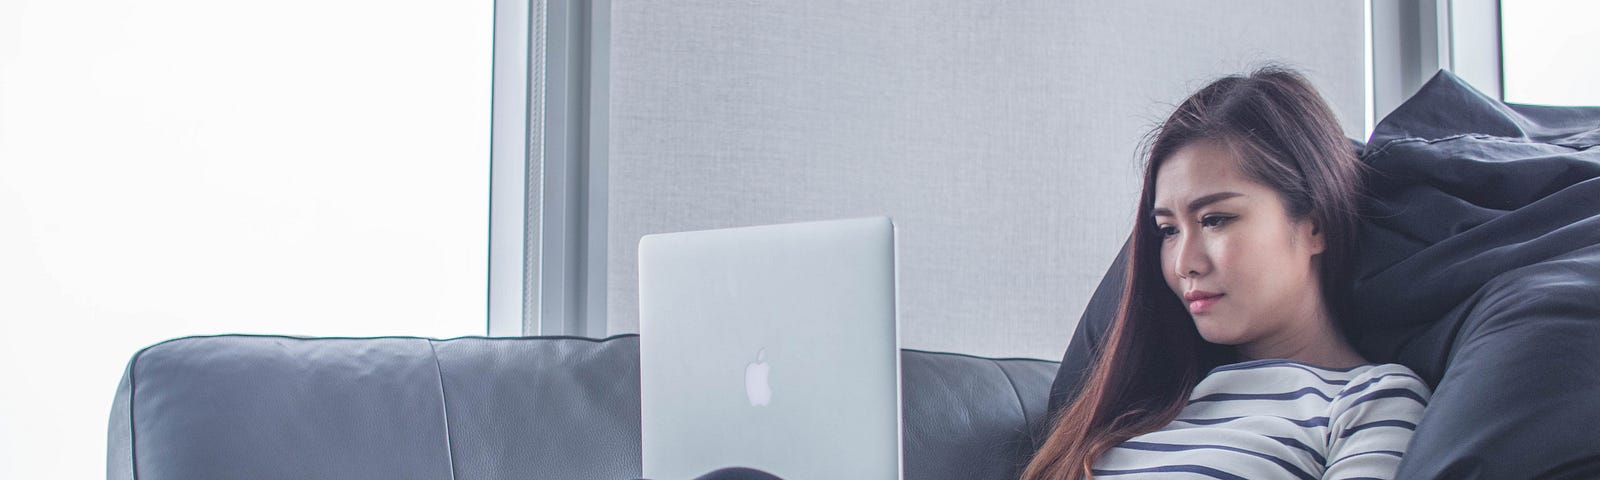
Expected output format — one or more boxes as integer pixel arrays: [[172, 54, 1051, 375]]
[[0, 1, 492, 478]]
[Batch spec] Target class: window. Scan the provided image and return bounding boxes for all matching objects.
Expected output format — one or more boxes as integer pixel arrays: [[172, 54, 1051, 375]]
[[1500, 0, 1600, 106], [0, 1, 492, 477]]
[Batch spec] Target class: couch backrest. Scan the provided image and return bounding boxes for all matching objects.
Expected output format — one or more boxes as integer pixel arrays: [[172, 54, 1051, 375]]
[[109, 334, 1058, 480]]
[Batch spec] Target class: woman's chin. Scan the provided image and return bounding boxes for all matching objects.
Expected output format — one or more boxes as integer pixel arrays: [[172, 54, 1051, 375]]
[[1194, 321, 1246, 346]]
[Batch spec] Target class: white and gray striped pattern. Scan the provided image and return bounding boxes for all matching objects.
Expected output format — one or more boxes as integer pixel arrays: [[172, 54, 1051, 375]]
[[1093, 360, 1431, 480]]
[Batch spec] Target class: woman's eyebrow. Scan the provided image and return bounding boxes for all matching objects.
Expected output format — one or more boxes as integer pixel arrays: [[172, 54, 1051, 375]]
[[1152, 191, 1245, 218]]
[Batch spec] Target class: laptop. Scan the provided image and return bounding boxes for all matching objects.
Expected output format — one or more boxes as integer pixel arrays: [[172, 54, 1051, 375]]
[[637, 217, 902, 480]]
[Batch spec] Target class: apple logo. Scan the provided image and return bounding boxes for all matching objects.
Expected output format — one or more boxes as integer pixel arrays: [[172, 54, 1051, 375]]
[[745, 348, 772, 407]]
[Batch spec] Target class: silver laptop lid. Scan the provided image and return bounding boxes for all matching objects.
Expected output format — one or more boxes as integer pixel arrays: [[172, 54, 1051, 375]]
[[638, 217, 901, 480]]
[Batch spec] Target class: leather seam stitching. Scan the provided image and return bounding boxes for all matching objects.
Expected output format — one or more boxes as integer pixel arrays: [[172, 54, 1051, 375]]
[[127, 346, 143, 480], [427, 339, 458, 480], [992, 360, 1030, 439]]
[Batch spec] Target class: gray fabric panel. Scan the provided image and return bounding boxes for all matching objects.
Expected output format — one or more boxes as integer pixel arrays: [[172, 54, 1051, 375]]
[[433, 335, 642, 480], [126, 336, 453, 480], [608, 0, 1365, 361]]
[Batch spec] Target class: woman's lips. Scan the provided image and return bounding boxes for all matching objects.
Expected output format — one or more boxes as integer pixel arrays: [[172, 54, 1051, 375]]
[[1186, 293, 1224, 314]]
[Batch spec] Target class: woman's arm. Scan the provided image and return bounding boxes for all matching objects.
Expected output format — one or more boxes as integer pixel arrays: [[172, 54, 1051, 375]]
[[1323, 366, 1432, 479]]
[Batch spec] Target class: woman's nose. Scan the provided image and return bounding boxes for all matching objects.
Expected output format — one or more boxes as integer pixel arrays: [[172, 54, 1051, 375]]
[[1173, 232, 1208, 279]]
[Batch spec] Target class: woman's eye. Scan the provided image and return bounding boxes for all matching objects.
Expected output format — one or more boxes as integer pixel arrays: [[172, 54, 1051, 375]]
[[1157, 225, 1178, 238], [1200, 215, 1233, 228]]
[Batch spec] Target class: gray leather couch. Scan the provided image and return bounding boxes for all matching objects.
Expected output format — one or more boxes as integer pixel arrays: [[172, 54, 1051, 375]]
[[108, 334, 1058, 480]]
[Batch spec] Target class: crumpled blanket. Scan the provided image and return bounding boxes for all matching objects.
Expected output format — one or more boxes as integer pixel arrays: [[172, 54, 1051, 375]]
[[1349, 71, 1600, 479]]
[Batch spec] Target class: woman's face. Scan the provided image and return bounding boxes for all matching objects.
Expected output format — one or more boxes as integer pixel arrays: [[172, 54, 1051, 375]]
[[1152, 140, 1327, 351]]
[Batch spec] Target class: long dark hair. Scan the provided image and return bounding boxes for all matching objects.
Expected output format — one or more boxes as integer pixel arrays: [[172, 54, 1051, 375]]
[[1021, 66, 1367, 480]]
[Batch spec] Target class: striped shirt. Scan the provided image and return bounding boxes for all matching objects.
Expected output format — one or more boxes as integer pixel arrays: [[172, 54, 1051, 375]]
[[1091, 359, 1432, 480]]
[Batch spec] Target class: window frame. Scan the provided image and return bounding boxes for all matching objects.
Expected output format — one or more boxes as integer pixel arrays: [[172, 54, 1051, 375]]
[[1369, 0, 1502, 133], [489, 0, 609, 337]]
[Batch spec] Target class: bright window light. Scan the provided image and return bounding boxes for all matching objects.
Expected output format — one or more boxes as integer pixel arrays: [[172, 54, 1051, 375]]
[[0, 1, 493, 478], [1501, 0, 1600, 106]]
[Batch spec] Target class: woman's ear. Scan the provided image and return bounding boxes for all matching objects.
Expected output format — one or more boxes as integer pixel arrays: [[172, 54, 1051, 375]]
[[1302, 220, 1326, 255]]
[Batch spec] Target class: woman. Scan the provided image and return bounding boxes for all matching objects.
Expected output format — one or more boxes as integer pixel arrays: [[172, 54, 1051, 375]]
[[672, 66, 1431, 480], [1020, 67, 1430, 479]]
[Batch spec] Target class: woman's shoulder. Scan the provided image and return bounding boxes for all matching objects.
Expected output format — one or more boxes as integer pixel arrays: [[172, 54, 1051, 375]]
[[1200, 360, 1432, 397], [1331, 362, 1433, 406], [1340, 363, 1430, 391], [1195, 359, 1390, 398], [1208, 358, 1403, 379]]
